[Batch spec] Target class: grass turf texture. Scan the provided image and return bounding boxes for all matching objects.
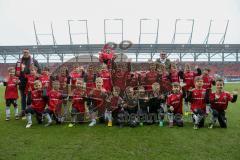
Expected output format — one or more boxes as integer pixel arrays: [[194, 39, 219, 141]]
[[0, 84, 240, 160]]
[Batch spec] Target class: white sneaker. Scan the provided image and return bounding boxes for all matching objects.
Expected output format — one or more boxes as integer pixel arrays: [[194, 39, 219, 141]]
[[208, 124, 214, 129], [44, 121, 52, 127], [26, 123, 32, 128], [89, 120, 96, 127]]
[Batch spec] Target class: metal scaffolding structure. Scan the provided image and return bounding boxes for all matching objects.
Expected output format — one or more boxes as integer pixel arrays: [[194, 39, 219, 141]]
[[137, 19, 159, 61], [33, 21, 57, 65], [201, 20, 232, 62], [67, 19, 91, 62], [0, 19, 239, 63], [104, 19, 124, 61]]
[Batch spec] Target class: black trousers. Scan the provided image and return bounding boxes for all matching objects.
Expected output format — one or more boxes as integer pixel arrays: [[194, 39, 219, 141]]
[[25, 107, 43, 124], [44, 108, 60, 123], [6, 99, 18, 107], [212, 109, 227, 128]]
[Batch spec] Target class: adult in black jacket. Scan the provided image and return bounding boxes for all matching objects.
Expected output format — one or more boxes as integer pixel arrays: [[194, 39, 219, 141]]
[[15, 48, 41, 117]]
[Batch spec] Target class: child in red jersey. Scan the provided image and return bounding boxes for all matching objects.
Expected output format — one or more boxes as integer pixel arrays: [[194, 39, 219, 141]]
[[3, 67, 20, 121], [187, 76, 210, 129], [25, 80, 46, 128], [87, 77, 107, 127], [209, 78, 238, 128], [202, 67, 215, 114], [126, 71, 139, 91], [144, 63, 159, 93], [69, 65, 85, 91], [68, 80, 87, 127], [25, 66, 38, 94], [105, 86, 123, 127], [166, 82, 183, 127], [39, 67, 51, 92], [84, 64, 96, 92], [56, 66, 69, 122], [169, 63, 182, 83], [181, 64, 201, 115], [98, 64, 112, 92], [43, 81, 63, 127], [157, 63, 171, 93], [112, 60, 131, 96]]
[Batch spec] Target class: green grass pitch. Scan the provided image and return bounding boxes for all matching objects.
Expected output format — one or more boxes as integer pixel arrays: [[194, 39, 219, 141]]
[[0, 84, 240, 160]]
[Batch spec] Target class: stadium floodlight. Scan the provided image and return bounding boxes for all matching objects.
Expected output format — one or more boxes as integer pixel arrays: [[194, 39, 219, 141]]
[[203, 20, 230, 62], [171, 19, 195, 44], [33, 21, 58, 64], [67, 19, 92, 61], [137, 18, 159, 61], [104, 18, 124, 61]]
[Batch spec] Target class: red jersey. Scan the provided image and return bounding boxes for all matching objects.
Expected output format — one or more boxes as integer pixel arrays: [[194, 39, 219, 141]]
[[89, 88, 107, 112], [72, 89, 86, 112], [31, 90, 46, 112], [58, 75, 68, 90], [25, 74, 37, 94], [5, 76, 19, 99], [183, 71, 198, 91], [39, 73, 51, 91], [145, 71, 159, 88], [112, 71, 128, 92], [139, 71, 146, 86], [160, 72, 171, 92], [98, 69, 112, 92], [126, 72, 139, 89], [170, 70, 180, 83], [84, 72, 96, 90], [70, 72, 84, 88], [47, 90, 62, 112], [108, 96, 122, 111], [189, 88, 207, 112], [167, 93, 183, 114], [210, 91, 233, 111], [202, 74, 214, 90]]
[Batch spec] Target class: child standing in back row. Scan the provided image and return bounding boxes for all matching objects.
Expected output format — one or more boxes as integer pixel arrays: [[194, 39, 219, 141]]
[[3, 67, 20, 121]]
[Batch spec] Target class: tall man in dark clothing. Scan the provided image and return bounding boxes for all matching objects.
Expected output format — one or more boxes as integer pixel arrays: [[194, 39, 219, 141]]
[[15, 48, 41, 117]]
